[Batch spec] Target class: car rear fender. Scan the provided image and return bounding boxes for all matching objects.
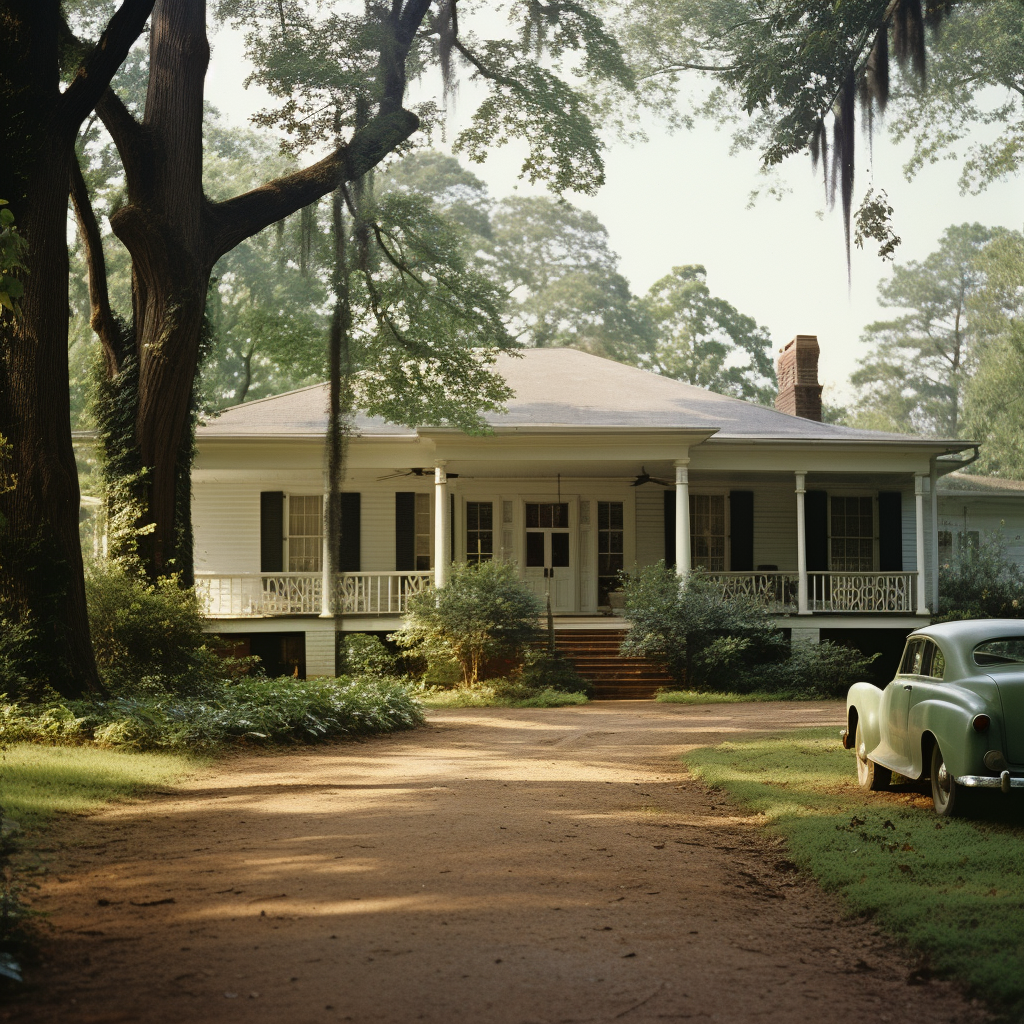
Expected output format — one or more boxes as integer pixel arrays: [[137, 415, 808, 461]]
[[847, 682, 883, 756], [912, 699, 992, 779]]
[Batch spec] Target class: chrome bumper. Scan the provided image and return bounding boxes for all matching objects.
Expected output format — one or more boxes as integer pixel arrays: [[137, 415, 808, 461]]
[[956, 771, 1024, 794]]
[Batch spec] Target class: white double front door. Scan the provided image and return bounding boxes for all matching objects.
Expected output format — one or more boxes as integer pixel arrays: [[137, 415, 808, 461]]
[[522, 500, 577, 613]]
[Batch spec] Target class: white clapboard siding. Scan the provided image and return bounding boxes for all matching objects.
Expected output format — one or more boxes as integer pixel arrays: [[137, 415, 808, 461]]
[[193, 481, 263, 573], [938, 495, 1024, 566], [634, 489, 664, 568], [361, 485, 413, 572], [752, 483, 798, 571]]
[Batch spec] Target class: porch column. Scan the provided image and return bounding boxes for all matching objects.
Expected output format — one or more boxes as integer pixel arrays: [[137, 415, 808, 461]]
[[930, 461, 940, 611], [320, 488, 333, 618], [435, 462, 450, 588], [795, 472, 809, 615], [915, 474, 928, 614], [674, 460, 690, 580]]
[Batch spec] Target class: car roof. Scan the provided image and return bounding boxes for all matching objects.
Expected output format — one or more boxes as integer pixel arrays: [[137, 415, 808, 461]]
[[910, 619, 1024, 647]]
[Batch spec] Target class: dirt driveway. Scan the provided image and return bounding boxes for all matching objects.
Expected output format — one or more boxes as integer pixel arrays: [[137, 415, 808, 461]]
[[6, 702, 989, 1024]]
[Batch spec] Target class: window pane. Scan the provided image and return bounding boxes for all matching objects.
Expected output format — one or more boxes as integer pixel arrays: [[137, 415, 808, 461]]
[[830, 496, 873, 571], [901, 639, 926, 674], [974, 638, 1024, 666], [288, 495, 322, 572], [414, 492, 431, 570], [688, 494, 725, 571], [526, 504, 539, 528], [526, 531, 545, 567], [466, 502, 493, 564], [551, 532, 569, 567]]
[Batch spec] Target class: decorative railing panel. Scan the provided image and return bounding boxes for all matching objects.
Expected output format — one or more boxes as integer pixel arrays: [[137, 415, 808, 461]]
[[807, 572, 915, 613], [707, 571, 916, 613], [707, 572, 799, 613], [332, 572, 433, 615], [195, 572, 433, 617]]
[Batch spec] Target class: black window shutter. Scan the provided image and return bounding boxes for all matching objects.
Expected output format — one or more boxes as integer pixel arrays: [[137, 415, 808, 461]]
[[878, 492, 903, 571], [450, 493, 455, 564], [260, 491, 284, 572], [337, 492, 361, 572], [729, 491, 755, 571], [395, 492, 415, 570], [805, 490, 828, 572], [663, 489, 676, 568]]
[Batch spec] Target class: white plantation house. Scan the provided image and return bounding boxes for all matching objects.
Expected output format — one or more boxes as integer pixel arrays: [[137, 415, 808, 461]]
[[192, 337, 975, 685]]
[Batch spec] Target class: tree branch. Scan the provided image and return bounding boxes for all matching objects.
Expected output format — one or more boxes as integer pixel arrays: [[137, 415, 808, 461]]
[[95, 88, 148, 183], [59, 0, 156, 131], [69, 156, 126, 374], [204, 108, 419, 265], [397, 0, 436, 50]]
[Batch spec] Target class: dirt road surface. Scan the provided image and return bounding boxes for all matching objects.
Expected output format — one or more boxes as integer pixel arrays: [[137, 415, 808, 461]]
[[5, 702, 990, 1024]]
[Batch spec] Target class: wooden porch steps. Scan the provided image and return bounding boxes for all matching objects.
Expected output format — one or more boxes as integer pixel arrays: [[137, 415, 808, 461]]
[[550, 628, 672, 700]]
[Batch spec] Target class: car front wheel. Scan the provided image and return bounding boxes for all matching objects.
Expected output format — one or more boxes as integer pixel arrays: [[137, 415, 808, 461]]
[[930, 741, 971, 817], [856, 720, 892, 791]]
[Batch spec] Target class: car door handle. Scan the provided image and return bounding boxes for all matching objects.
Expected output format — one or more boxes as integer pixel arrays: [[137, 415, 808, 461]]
[[903, 684, 913, 691]]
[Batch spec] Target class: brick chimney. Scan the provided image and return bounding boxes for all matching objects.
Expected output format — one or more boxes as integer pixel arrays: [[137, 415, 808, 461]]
[[775, 334, 823, 422]]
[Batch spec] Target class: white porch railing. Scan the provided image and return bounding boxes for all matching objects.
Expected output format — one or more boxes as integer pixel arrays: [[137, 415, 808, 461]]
[[807, 571, 916, 613], [195, 572, 433, 617], [332, 571, 433, 614], [707, 571, 917, 613], [706, 572, 799, 613]]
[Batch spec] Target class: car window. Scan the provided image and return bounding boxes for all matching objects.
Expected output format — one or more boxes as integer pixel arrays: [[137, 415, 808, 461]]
[[929, 644, 945, 679], [900, 639, 925, 675], [974, 637, 1024, 666]]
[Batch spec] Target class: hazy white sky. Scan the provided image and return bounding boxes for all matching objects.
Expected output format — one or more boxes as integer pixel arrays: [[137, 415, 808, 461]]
[[205, 23, 1023, 405]]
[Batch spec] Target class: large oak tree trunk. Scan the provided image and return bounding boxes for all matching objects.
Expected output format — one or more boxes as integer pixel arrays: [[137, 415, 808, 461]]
[[1, 0, 154, 696], [104, 0, 211, 579]]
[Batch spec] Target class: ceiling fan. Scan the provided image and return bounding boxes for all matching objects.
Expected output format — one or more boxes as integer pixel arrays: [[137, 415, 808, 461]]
[[630, 466, 672, 487], [375, 468, 460, 482], [376, 468, 427, 482]]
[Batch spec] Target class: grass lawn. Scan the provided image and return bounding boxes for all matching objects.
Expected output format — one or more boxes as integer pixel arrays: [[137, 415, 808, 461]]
[[655, 690, 807, 704], [685, 727, 1024, 1010], [1, 744, 205, 829]]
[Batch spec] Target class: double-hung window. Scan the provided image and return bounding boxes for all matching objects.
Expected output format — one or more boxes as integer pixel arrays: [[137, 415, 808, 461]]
[[466, 502, 493, 563], [830, 496, 873, 571], [597, 501, 624, 605], [414, 492, 431, 570], [288, 495, 323, 572], [689, 494, 726, 571]]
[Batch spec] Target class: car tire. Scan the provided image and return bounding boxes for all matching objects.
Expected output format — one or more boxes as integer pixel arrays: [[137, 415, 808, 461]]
[[930, 741, 971, 817], [856, 719, 892, 792]]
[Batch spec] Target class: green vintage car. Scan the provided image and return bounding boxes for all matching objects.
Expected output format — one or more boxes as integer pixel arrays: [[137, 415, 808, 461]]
[[842, 619, 1024, 816]]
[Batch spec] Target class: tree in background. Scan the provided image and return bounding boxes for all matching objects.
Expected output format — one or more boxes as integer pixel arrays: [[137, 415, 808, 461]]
[[639, 264, 775, 403], [962, 231, 1024, 476], [201, 115, 331, 407], [850, 223, 998, 436], [201, 150, 777, 404], [489, 196, 652, 361]]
